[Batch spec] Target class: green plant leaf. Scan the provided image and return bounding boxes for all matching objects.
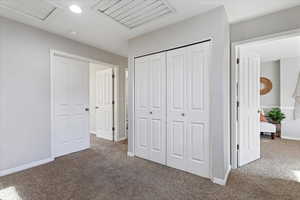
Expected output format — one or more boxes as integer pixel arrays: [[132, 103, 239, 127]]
[[267, 108, 286, 123]]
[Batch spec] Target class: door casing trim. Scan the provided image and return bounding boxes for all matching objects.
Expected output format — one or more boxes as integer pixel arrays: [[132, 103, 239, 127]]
[[50, 50, 118, 159]]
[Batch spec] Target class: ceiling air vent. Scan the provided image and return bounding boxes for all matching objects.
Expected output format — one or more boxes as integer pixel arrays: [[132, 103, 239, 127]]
[[0, 0, 56, 21], [94, 0, 175, 29]]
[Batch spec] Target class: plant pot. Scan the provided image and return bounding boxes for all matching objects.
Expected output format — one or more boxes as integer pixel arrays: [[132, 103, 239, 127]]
[[275, 124, 281, 138]]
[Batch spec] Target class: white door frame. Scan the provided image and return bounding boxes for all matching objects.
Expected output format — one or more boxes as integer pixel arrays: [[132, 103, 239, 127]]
[[124, 68, 128, 140], [130, 39, 213, 180], [231, 29, 300, 169], [50, 50, 119, 159]]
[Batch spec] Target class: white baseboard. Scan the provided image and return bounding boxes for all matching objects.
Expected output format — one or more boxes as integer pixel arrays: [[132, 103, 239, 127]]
[[0, 158, 54, 177], [116, 136, 127, 142], [96, 133, 113, 141], [127, 152, 135, 157], [212, 165, 231, 186], [281, 136, 300, 141]]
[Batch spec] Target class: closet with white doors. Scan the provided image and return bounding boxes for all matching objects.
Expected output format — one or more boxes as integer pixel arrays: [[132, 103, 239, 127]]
[[134, 41, 210, 178], [135, 52, 166, 165]]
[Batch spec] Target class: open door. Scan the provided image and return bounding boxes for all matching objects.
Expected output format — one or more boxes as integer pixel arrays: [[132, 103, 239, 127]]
[[95, 68, 114, 141], [52, 55, 90, 158], [238, 48, 261, 167]]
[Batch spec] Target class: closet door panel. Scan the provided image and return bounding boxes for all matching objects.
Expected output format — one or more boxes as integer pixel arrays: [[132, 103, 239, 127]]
[[186, 43, 210, 178], [148, 53, 166, 164], [135, 52, 166, 164], [135, 58, 149, 113], [167, 42, 210, 178], [135, 57, 150, 159], [167, 48, 188, 170]]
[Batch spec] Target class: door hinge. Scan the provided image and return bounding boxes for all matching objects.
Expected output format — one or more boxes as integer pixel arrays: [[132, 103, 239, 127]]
[[112, 74, 115, 79], [237, 144, 240, 150], [112, 127, 115, 131], [112, 100, 115, 105], [236, 101, 239, 121], [237, 58, 240, 64]]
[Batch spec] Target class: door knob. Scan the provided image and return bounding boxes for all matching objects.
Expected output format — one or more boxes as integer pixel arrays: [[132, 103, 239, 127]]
[[85, 108, 90, 112], [181, 113, 185, 117], [149, 111, 153, 114], [95, 106, 99, 109]]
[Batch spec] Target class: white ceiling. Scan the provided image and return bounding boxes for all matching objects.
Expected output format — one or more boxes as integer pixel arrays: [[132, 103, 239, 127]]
[[0, 0, 300, 57], [242, 36, 300, 62]]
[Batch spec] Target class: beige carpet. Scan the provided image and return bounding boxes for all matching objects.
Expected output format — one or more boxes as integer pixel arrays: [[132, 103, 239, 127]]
[[0, 136, 300, 200]]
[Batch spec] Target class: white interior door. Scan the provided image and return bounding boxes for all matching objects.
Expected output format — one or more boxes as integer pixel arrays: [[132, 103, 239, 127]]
[[135, 52, 166, 164], [166, 47, 187, 170], [167, 42, 210, 178], [238, 49, 261, 166], [95, 68, 113, 141], [52, 55, 89, 158]]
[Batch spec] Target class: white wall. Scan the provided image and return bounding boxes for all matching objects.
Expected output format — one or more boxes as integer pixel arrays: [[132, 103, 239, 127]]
[[128, 6, 230, 180], [260, 61, 280, 109], [0, 16, 127, 171]]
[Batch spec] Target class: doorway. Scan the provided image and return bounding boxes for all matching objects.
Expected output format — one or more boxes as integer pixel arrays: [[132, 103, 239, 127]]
[[51, 52, 90, 158], [51, 50, 125, 159], [89, 63, 118, 142], [231, 30, 300, 178]]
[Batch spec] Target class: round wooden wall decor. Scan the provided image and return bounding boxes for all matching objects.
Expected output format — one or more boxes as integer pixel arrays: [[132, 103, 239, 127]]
[[260, 77, 272, 95]]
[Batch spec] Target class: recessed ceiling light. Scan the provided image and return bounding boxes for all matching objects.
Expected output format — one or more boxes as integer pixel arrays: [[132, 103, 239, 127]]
[[69, 5, 82, 14]]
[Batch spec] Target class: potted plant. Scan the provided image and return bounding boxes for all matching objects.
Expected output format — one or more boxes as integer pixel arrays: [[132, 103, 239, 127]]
[[267, 108, 286, 124], [267, 108, 286, 137]]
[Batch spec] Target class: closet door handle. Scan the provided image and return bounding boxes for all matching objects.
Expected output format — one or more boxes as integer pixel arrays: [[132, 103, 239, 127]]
[[181, 113, 185, 117], [149, 111, 153, 115]]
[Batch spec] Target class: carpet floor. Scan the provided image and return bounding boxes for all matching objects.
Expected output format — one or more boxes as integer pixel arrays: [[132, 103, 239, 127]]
[[1, 136, 300, 200]]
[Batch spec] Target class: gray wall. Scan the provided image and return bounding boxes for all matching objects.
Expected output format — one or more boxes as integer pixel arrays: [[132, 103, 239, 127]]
[[231, 6, 300, 42], [128, 6, 230, 180], [260, 61, 280, 108], [0, 16, 127, 171]]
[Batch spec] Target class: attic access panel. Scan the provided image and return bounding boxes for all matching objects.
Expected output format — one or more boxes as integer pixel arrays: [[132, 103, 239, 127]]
[[0, 0, 56, 21], [95, 0, 175, 29]]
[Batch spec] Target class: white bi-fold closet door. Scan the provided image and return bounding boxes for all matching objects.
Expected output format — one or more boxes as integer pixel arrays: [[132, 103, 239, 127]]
[[167, 42, 210, 178], [135, 52, 167, 165], [134, 42, 210, 178]]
